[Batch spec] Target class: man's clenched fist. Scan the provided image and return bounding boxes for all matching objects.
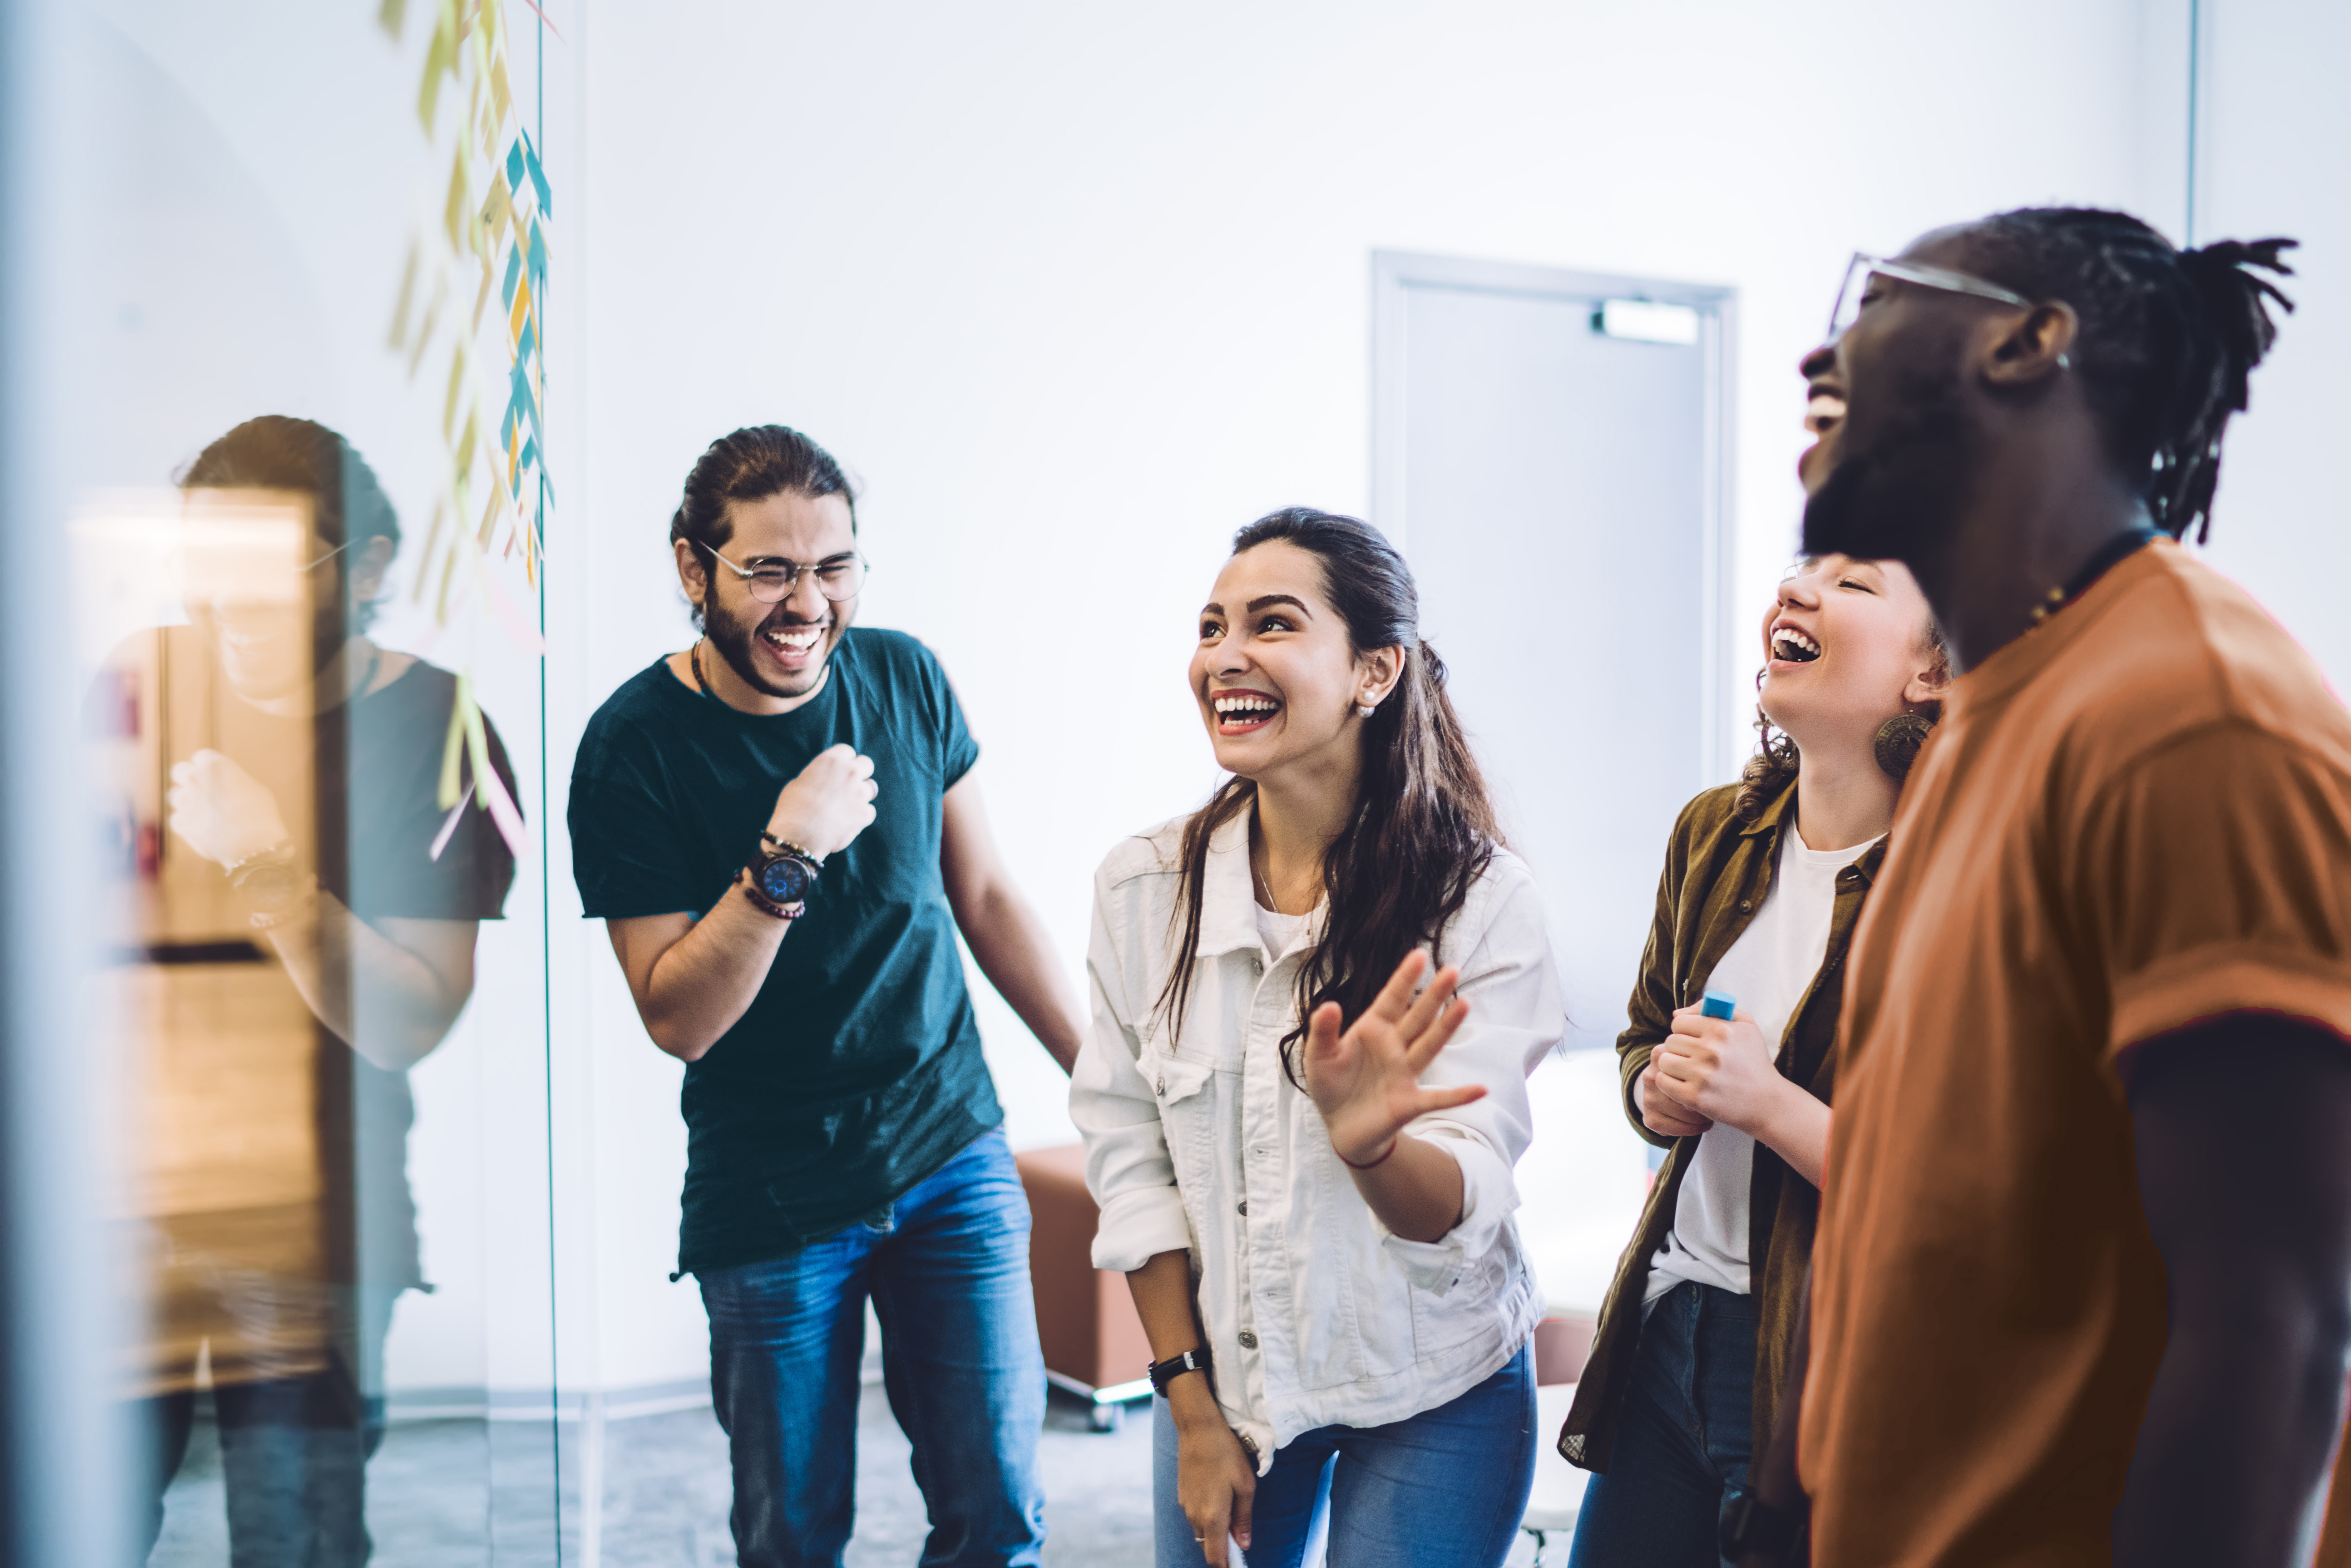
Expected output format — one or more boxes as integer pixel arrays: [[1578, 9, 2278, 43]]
[[167, 749, 293, 869], [764, 743, 879, 859]]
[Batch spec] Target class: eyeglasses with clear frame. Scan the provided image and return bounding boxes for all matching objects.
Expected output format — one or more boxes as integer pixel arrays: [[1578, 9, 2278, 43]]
[[1826, 252, 2036, 343], [697, 540, 868, 603]]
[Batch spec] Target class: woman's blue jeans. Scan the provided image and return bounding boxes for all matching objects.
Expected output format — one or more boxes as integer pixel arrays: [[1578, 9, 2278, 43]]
[[698, 1128, 1048, 1568], [1152, 1345, 1536, 1568], [1565, 1280, 1756, 1568]]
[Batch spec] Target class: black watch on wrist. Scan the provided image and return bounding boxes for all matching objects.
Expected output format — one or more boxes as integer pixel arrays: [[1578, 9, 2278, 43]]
[[1148, 1346, 1212, 1397], [1719, 1487, 1806, 1562], [747, 838, 822, 914]]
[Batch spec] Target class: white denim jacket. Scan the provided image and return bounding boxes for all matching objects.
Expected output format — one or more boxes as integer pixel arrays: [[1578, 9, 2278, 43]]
[[1071, 811, 1563, 1467]]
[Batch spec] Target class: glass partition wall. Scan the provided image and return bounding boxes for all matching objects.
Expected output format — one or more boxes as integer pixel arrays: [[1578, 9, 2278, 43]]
[[9, 2, 565, 1560]]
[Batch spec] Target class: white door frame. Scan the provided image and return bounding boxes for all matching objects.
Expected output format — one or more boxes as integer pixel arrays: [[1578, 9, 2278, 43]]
[[1369, 250, 1738, 779]]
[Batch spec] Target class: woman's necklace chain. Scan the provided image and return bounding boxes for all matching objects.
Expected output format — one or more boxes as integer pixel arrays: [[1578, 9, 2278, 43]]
[[1252, 851, 1317, 916]]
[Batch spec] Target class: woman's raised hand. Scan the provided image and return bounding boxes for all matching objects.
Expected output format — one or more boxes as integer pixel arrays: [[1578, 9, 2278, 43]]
[[1303, 949, 1486, 1166]]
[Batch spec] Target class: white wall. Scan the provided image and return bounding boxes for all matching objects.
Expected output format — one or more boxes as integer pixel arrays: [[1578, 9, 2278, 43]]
[[2193, 0, 2351, 690], [554, 0, 2184, 1397]]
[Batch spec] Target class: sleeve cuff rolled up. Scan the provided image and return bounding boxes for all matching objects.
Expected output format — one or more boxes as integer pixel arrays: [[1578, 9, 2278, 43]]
[[1372, 1130, 1516, 1295], [1090, 1184, 1192, 1274]]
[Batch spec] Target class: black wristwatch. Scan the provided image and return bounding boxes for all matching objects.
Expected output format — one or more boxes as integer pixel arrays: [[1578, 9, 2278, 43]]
[[1719, 1487, 1806, 1562], [1148, 1346, 1212, 1397], [744, 835, 822, 919]]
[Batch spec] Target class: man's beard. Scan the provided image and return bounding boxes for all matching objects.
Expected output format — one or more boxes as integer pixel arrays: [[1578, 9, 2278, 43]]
[[1801, 362, 1980, 570], [704, 592, 832, 699]]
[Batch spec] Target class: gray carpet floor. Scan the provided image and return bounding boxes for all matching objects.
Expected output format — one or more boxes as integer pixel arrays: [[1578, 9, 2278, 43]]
[[579, 1387, 1157, 1566], [152, 1387, 1548, 1564], [148, 1385, 1154, 1566]]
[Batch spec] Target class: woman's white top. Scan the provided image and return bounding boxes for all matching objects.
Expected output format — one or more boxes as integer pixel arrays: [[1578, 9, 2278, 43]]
[[1254, 900, 1316, 960], [1072, 810, 1564, 1467], [1644, 830, 1879, 1300]]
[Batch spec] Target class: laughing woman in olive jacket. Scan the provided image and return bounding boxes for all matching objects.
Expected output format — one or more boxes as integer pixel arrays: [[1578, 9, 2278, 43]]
[[1558, 553, 1948, 1568]]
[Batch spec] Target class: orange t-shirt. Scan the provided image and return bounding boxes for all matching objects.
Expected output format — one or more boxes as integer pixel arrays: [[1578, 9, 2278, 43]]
[[1802, 540, 2351, 1566]]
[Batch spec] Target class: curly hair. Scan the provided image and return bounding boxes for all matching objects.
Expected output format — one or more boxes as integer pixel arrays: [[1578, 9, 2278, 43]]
[[1963, 209, 2295, 544], [1732, 613, 1949, 822]]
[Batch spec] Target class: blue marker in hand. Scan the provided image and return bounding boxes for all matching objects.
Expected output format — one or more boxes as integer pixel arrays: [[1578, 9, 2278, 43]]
[[1701, 989, 1736, 1020]]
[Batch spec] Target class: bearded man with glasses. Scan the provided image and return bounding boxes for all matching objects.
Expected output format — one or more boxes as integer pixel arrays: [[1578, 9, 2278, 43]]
[[1732, 212, 2351, 1568], [568, 424, 1082, 1568]]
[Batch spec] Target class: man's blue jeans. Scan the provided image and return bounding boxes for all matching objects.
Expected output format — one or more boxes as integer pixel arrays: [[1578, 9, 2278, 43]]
[[698, 1128, 1048, 1568], [1151, 1345, 1536, 1568], [1566, 1280, 1756, 1568]]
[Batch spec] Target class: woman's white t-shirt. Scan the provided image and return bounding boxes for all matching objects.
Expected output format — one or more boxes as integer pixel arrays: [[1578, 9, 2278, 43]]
[[1645, 830, 1879, 1300], [1255, 901, 1316, 960]]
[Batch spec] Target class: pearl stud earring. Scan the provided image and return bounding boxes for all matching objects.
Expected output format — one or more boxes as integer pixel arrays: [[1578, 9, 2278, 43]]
[[1356, 703, 1377, 719]]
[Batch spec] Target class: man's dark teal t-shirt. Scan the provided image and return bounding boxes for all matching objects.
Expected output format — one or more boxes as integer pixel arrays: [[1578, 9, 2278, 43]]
[[567, 628, 1001, 1275]]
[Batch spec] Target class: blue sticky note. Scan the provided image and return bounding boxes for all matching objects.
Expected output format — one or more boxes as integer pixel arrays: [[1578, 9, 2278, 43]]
[[1701, 990, 1736, 1020], [519, 128, 552, 218]]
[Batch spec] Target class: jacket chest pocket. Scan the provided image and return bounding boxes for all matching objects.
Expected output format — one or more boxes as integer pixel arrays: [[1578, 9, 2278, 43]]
[[1143, 1048, 1215, 1110], [1136, 1043, 1221, 1189]]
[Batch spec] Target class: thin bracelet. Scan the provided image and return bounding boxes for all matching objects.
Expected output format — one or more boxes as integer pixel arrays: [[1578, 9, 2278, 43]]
[[760, 831, 823, 865], [737, 870, 804, 921], [1336, 1135, 1400, 1171]]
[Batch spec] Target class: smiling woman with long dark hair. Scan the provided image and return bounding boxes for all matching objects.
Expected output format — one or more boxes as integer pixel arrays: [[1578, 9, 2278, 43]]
[[1071, 508, 1565, 1568]]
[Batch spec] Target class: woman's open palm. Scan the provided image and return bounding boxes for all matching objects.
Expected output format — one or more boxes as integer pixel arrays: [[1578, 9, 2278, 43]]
[[1303, 949, 1486, 1165]]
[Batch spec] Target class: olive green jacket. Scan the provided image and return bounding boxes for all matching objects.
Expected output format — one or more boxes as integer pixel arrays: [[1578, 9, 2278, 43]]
[[1557, 775, 1884, 1472]]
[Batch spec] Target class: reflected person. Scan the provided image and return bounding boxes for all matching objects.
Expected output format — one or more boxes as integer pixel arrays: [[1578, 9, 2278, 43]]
[[568, 425, 1084, 1568], [104, 416, 518, 1563]]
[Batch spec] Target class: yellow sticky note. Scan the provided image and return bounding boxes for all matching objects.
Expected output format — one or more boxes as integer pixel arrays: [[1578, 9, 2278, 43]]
[[437, 677, 467, 810], [387, 240, 420, 352]]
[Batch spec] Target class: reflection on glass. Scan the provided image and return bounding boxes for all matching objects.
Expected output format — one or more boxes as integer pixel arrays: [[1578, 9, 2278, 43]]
[[88, 419, 518, 1564]]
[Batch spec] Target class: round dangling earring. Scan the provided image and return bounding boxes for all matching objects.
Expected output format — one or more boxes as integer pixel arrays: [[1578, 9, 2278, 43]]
[[1356, 702, 1377, 719], [1873, 712, 1936, 782]]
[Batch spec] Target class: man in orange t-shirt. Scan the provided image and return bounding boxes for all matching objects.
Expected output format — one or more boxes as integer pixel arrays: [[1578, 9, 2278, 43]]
[[1785, 209, 2351, 1568]]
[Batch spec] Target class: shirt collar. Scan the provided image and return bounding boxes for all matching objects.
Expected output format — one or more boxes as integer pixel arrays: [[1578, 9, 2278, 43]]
[[1736, 773, 1799, 840], [1736, 773, 1888, 886], [1195, 807, 1263, 957], [1956, 535, 2174, 715]]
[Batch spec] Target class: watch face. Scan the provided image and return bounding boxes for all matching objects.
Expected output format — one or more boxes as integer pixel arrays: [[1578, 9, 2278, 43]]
[[755, 852, 816, 905]]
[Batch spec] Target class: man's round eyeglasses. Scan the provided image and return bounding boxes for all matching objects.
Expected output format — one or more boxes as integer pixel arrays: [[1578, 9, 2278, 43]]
[[1827, 252, 2036, 343], [698, 541, 867, 603]]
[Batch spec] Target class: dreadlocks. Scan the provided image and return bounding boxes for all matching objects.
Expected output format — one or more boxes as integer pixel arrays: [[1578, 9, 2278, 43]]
[[1963, 208, 2296, 544]]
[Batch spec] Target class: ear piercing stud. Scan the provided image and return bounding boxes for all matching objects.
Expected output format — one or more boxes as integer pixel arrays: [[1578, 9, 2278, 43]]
[[1356, 703, 1377, 719]]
